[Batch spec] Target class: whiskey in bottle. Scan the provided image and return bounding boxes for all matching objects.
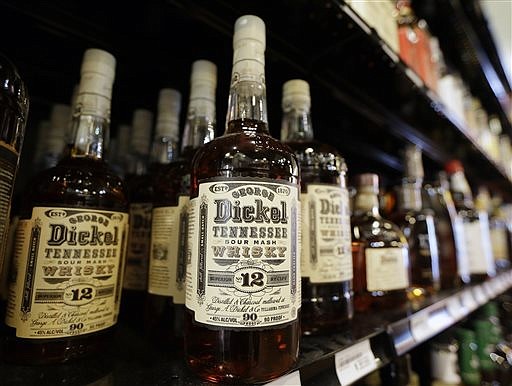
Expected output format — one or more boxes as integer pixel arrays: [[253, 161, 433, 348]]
[[423, 172, 470, 289], [4, 49, 129, 364], [351, 173, 410, 312], [184, 16, 301, 383], [280, 79, 352, 335], [445, 160, 495, 282], [0, 53, 29, 280], [120, 108, 154, 327], [147, 61, 216, 345], [391, 145, 440, 298]]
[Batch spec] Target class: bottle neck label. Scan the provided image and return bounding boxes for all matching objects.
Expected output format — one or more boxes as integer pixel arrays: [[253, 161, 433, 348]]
[[365, 247, 410, 291], [354, 192, 380, 213], [5, 207, 128, 339], [149, 196, 190, 302], [123, 202, 152, 291], [300, 184, 352, 283], [186, 178, 300, 329]]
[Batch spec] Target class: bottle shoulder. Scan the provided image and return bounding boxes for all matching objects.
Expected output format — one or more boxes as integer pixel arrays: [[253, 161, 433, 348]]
[[285, 139, 346, 171], [192, 132, 300, 182], [351, 213, 408, 245], [22, 157, 128, 215]]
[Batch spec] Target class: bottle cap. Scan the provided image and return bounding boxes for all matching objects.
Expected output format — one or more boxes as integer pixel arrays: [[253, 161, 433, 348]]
[[445, 159, 464, 174], [81, 48, 116, 81], [131, 109, 153, 154], [191, 60, 217, 87], [354, 173, 379, 192], [282, 79, 311, 110], [234, 15, 266, 48], [156, 88, 181, 138]]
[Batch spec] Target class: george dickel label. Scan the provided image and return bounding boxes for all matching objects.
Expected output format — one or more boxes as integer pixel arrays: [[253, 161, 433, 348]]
[[186, 178, 300, 329], [301, 184, 353, 283], [149, 196, 190, 303], [5, 207, 128, 339]]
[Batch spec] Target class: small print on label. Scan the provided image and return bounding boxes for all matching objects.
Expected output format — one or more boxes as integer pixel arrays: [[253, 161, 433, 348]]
[[335, 340, 377, 386], [265, 370, 301, 386]]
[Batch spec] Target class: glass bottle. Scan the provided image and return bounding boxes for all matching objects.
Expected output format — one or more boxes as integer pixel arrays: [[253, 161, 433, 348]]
[[487, 194, 511, 271], [4, 48, 129, 364], [455, 328, 481, 386], [423, 171, 470, 289], [0, 53, 29, 320], [351, 173, 410, 312], [445, 160, 495, 282], [391, 145, 440, 298], [120, 108, 153, 327], [184, 15, 300, 383], [281, 79, 353, 335], [147, 61, 215, 346], [430, 334, 462, 386]]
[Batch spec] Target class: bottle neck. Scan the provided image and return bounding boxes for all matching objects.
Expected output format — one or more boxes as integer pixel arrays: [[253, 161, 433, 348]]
[[69, 114, 110, 160], [353, 190, 381, 217], [182, 100, 216, 154], [397, 183, 422, 211], [150, 135, 179, 165], [225, 80, 269, 134], [449, 171, 474, 208], [281, 107, 314, 142]]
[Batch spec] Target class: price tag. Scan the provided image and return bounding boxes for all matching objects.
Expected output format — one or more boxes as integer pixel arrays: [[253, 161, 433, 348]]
[[266, 370, 301, 386], [461, 289, 478, 311], [335, 340, 378, 386], [483, 282, 495, 298], [490, 279, 501, 296], [429, 309, 453, 333], [446, 295, 466, 320], [472, 285, 487, 305], [410, 311, 432, 342]]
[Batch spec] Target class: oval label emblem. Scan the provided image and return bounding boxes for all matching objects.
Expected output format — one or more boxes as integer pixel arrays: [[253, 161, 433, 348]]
[[211, 183, 230, 194], [275, 186, 290, 196], [46, 209, 67, 218], [233, 267, 267, 293]]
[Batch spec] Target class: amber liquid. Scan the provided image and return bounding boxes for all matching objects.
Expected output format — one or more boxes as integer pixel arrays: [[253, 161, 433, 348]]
[[184, 119, 300, 384], [351, 214, 410, 312], [286, 140, 353, 335], [144, 153, 192, 347], [3, 157, 128, 364], [119, 171, 153, 328]]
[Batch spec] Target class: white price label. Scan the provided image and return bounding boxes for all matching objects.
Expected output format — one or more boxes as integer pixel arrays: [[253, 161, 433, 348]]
[[472, 285, 487, 305], [446, 295, 466, 320], [483, 282, 494, 298], [461, 289, 478, 311], [410, 312, 431, 342], [489, 279, 501, 296], [266, 370, 301, 386], [335, 340, 378, 386]]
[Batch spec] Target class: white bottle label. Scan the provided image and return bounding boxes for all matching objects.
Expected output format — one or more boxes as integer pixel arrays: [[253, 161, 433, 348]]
[[463, 220, 494, 274], [365, 247, 409, 291], [0, 141, 18, 273], [123, 202, 152, 290], [5, 207, 128, 339], [148, 196, 190, 303], [430, 347, 461, 383], [490, 227, 508, 262], [300, 184, 352, 283], [186, 178, 300, 329]]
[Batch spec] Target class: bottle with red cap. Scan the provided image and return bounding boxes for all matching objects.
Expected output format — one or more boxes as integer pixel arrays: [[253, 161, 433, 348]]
[[445, 160, 495, 282]]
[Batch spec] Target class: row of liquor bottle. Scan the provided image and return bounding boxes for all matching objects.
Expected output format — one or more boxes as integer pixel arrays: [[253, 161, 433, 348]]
[[1, 13, 511, 385], [354, 293, 512, 386], [347, 0, 512, 177]]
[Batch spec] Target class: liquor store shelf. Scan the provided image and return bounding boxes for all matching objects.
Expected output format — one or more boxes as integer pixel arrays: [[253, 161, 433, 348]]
[[2, 270, 512, 386]]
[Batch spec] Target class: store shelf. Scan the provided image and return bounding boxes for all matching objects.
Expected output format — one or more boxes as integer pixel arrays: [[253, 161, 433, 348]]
[[2, 271, 511, 386]]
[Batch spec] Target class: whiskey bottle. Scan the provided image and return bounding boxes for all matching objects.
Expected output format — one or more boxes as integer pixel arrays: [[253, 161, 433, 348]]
[[351, 173, 410, 312], [184, 15, 300, 383], [120, 108, 153, 326], [147, 61, 215, 345], [280, 79, 352, 334], [488, 195, 511, 271], [4, 48, 129, 364], [391, 145, 440, 298], [445, 160, 495, 282], [423, 172, 470, 289], [0, 53, 29, 274]]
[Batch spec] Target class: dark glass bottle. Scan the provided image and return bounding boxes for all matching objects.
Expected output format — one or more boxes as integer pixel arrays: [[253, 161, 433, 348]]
[[445, 160, 495, 282], [487, 194, 511, 271], [0, 53, 29, 286], [391, 145, 440, 298], [351, 173, 410, 312], [423, 171, 470, 289], [120, 108, 154, 327], [455, 328, 481, 386], [4, 49, 129, 364], [184, 16, 300, 383], [147, 61, 216, 346], [281, 79, 352, 335]]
